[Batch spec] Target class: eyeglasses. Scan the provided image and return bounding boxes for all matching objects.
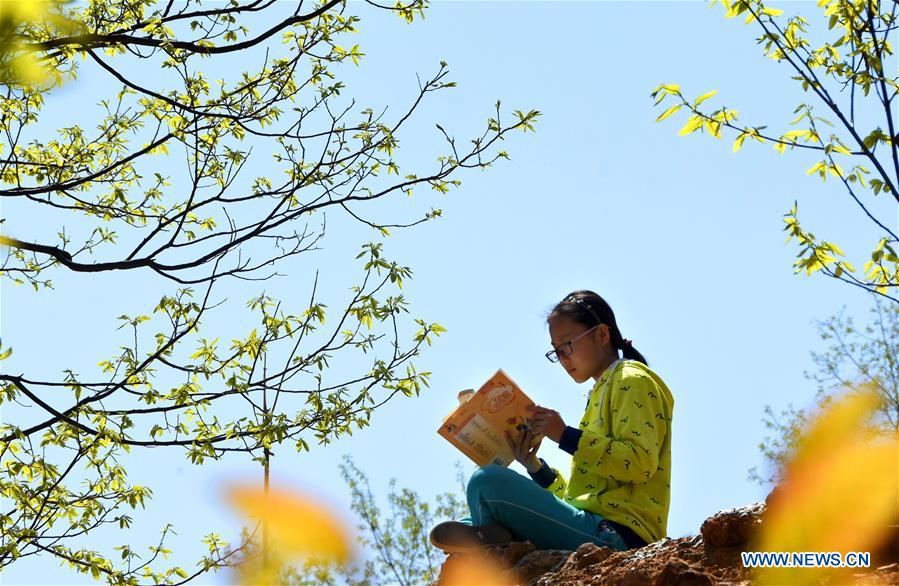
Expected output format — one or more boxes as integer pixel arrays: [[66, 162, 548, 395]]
[[545, 325, 600, 363]]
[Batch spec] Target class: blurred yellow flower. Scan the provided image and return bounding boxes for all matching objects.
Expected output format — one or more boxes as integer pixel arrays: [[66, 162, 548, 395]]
[[226, 484, 353, 564], [755, 388, 899, 585], [439, 552, 514, 586], [0, 0, 78, 87]]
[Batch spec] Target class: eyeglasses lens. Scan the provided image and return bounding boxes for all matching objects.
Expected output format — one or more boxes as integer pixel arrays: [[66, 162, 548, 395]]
[[546, 342, 572, 363]]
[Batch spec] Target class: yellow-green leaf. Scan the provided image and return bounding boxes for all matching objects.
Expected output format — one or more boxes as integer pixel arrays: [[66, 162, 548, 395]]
[[678, 116, 704, 136], [806, 161, 826, 176], [655, 104, 682, 123], [694, 89, 718, 106]]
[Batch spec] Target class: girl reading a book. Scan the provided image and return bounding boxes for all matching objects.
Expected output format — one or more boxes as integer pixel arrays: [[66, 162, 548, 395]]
[[430, 290, 674, 553]]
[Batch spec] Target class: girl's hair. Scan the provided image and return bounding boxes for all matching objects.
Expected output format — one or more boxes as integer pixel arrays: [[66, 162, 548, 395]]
[[547, 290, 648, 365]]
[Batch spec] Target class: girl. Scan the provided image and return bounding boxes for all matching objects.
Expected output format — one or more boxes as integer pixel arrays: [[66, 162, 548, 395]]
[[429, 290, 674, 553]]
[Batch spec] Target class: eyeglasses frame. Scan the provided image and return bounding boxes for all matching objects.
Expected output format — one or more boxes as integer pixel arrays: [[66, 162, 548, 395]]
[[545, 324, 602, 363]]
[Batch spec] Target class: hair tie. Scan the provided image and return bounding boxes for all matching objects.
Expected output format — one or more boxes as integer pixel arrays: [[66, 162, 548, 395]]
[[623, 339, 633, 348]]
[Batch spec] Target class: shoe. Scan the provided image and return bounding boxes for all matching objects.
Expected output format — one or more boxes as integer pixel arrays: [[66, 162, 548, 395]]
[[429, 521, 512, 553]]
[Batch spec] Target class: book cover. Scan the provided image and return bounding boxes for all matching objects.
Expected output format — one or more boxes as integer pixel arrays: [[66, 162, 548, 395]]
[[437, 369, 539, 467]]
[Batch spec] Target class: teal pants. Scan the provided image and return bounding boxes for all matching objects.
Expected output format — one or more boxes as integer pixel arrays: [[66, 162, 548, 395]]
[[460, 464, 628, 551]]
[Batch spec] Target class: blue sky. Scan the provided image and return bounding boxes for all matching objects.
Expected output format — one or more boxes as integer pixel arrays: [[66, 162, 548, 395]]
[[2, 1, 892, 584]]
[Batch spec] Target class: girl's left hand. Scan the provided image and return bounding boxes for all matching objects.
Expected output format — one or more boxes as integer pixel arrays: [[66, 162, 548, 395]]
[[526, 405, 566, 444]]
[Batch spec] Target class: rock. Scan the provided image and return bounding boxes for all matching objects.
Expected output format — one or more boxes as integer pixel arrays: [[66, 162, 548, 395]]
[[510, 549, 569, 585], [609, 567, 654, 586], [653, 558, 716, 586], [573, 543, 614, 569], [433, 502, 896, 586], [699, 502, 764, 548], [498, 540, 537, 567], [870, 556, 899, 585]]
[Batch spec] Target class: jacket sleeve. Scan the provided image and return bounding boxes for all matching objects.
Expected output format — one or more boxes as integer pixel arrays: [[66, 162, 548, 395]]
[[573, 371, 668, 483], [528, 458, 568, 497], [545, 465, 568, 498]]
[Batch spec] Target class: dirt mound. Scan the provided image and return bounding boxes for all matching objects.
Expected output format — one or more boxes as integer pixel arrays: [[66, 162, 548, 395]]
[[434, 502, 899, 585]]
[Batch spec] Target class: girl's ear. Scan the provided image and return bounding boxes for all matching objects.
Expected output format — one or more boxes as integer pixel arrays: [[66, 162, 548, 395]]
[[596, 323, 612, 347]]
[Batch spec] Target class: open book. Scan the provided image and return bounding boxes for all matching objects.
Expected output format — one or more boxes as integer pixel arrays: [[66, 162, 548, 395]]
[[437, 369, 540, 467]]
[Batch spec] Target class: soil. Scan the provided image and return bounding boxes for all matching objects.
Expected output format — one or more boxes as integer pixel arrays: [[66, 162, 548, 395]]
[[433, 500, 899, 586]]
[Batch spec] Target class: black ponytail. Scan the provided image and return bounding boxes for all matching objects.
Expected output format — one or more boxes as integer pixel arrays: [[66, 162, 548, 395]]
[[547, 290, 648, 366]]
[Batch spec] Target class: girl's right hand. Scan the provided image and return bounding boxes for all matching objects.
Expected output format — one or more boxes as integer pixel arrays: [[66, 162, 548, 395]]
[[504, 428, 542, 473]]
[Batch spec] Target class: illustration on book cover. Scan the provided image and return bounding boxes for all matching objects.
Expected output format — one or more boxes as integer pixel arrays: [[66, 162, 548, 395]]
[[437, 370, 540, 467]]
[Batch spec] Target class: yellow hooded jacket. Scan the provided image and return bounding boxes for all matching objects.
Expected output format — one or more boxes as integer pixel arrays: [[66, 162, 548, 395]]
[[537, 359, 674, 545]]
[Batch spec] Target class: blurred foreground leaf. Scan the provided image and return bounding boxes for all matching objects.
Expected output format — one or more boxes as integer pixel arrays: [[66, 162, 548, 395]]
[[756, 388, 898, 585], [439, 552, 513, 586], [226, 483, 353, 585], [0, 0, 79, 87]]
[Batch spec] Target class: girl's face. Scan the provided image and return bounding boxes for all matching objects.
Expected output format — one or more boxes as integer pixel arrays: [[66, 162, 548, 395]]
[[548, 315, 612, 383]]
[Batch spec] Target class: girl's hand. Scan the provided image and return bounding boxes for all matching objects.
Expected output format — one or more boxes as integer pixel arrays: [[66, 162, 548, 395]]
[[504, 428, 542, 473], [526, 405, 566, 444]]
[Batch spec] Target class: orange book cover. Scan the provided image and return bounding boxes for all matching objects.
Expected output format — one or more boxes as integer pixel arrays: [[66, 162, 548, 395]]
[[437, 369, 540, 467]]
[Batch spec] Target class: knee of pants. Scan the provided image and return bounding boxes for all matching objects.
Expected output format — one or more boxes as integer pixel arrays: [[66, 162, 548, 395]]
[[467, 464, 515, 500]]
